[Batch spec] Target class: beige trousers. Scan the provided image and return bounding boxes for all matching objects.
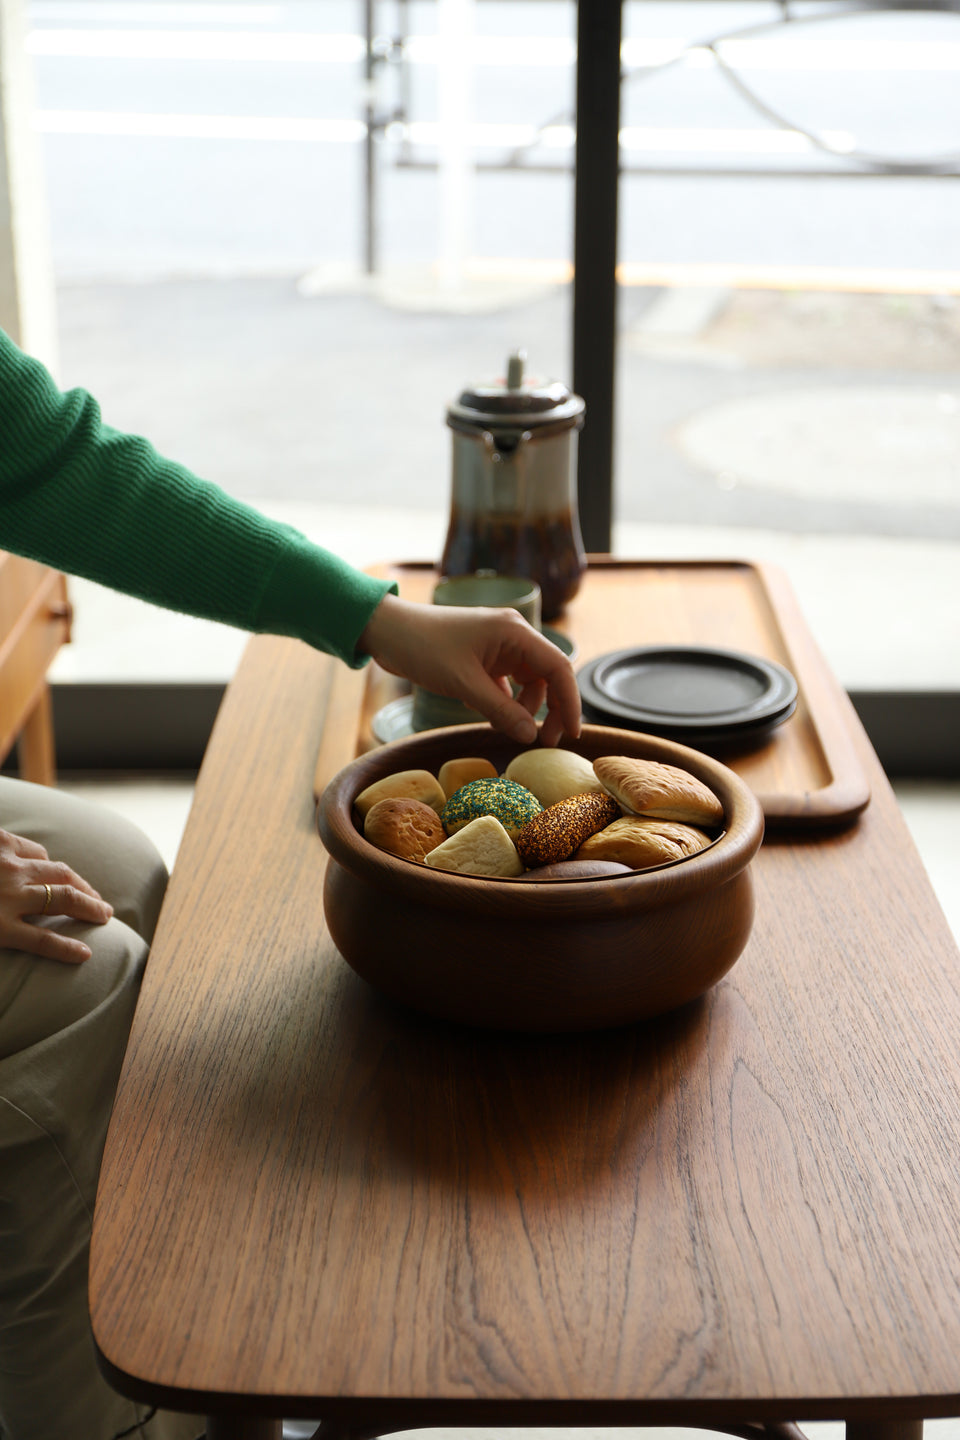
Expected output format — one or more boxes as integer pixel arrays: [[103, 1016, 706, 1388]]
[[0, 778, 200, 1440]]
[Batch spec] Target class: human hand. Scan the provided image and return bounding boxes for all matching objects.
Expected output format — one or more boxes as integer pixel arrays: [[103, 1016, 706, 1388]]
[[0, 828, 113, 964], [358, 593, 582, 747]]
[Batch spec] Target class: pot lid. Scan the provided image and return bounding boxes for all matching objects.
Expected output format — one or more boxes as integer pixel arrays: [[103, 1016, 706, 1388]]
[[447, 350, 585, 432]]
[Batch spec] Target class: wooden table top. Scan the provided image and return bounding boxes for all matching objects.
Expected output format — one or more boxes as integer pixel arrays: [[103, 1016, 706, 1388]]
[[90, 559, 960, 1428]]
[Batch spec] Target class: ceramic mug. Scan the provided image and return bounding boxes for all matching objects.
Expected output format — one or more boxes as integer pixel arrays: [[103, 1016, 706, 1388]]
[[411, 573, 543, 731], [431, 573, 543, 630]]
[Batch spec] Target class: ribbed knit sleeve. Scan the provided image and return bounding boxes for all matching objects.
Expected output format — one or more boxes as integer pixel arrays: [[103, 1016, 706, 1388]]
[[0, 329, 395, 666]]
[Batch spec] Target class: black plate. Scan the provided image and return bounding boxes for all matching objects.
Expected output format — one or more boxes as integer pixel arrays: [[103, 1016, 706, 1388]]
[[577, 645, 798, 740]]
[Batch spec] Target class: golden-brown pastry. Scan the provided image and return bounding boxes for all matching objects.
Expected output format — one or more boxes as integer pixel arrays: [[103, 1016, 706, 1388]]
[[504, 748, 605, 808], [363, 797, 446, 862], [576, 816, 711, 870], [424, 815, 524, 878], [516, 791, 620, 869], [593, 756, 723, 826], [437, 756, 498, 799], [354, 768, 446, 818]]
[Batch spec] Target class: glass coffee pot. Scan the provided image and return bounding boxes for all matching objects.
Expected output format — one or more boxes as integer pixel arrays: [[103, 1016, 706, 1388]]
[[439, 351, 587, 621]]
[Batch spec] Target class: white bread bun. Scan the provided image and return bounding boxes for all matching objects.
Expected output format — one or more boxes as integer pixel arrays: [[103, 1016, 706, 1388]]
[[355, 768, 446, 818], [504, 748, 605, 808], [593, 756, 723, 826], [424, 815, 524, 878]]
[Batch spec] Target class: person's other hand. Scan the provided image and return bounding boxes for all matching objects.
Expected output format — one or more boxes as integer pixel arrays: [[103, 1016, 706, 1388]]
[[358, 593, 582, 747], [0, 828, 113, 964]]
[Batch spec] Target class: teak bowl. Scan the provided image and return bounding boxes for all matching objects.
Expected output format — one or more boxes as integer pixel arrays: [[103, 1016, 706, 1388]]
[[317, 723, 764, 1032]]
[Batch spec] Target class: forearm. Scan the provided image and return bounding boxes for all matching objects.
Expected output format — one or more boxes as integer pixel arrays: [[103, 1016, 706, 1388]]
[[0, 330, 393, 665]]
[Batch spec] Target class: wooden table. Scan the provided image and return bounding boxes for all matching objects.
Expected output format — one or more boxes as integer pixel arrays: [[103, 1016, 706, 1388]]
[[90, 559, 960, 1440]]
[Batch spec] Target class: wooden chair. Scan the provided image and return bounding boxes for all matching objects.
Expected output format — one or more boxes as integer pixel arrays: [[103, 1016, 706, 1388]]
[[0, 551, 72, 786]]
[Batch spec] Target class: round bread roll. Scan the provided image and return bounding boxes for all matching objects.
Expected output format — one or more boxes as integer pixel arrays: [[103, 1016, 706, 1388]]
[[521, 859, 632, 882], [593, 755, 723, 826], [363, 797, 446, 862], [516, 790, 620, 869], [424, 815, 524, 878], [441, 777, 541, 839], [355, 768, 447, 818], [576, 816, 711, 870], [504, 748, 605, 808], [438, 756, 498, 799]]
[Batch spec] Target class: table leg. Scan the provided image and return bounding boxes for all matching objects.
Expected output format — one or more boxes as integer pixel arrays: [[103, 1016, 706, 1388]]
[[18, 683, 56, 786], [847, 1423, 923, 1440], [205, 1417, 282, 1440]]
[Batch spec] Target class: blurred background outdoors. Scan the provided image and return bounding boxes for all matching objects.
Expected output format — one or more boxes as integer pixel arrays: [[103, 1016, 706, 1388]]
[[6, 0, 957, 696]]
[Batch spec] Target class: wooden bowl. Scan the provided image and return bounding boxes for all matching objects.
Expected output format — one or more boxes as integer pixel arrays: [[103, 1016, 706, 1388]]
[[317, 724, 764, 1032]]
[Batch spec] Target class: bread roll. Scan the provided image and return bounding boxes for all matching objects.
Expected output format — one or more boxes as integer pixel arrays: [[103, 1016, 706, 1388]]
[[363, 798, 446, 862], [576, 816, 711, 870], [521, 859, 632, 881], [355, 768, 446, 818], [593, 756, 723, 826], [504, 748, 605, 808], [438, 756, 498, 799], [441, 777, 541, 839], [424, 815, 524, 878], [516, 791, 620, 868]]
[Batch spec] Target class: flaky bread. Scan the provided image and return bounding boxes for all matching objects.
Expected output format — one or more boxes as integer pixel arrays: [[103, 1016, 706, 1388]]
[[593, 756, 723, 826], [576, 816, 711, 870]]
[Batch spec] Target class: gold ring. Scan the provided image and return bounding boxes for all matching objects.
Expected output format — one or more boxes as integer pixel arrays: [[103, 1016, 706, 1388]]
[[41, 883, 53, 915]]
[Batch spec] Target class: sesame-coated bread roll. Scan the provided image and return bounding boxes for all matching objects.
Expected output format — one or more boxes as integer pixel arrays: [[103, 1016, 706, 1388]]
[[516, 791, 620, 869]]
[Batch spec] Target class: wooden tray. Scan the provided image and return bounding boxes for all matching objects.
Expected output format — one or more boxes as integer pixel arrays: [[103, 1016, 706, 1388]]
[[316, 557, 871, 828]]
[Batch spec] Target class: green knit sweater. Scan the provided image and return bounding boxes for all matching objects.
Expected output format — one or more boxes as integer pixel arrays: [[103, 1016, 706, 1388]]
[[0, 329, 395, 667]]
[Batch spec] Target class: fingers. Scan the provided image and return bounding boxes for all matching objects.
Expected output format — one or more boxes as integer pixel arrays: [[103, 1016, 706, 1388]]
[[35, 858, 106, 903], [508, 630, 582, 745], [30, 881, 113, 925], [9, 918, 94, 965], [12, 879, 114, 963], [0, 828, 49, 862]]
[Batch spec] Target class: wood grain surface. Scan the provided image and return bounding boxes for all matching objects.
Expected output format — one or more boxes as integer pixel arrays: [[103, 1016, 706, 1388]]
[[90, 571, 960, 1427], [0, 552, 71, 783], [350, 558, 870, 826]]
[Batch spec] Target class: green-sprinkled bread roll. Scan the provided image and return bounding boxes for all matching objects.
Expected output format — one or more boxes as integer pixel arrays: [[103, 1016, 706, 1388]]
[[441, 777, 542, 839]]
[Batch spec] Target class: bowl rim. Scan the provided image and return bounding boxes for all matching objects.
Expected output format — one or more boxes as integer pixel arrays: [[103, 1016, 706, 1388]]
[[317, 722, 764, 918]]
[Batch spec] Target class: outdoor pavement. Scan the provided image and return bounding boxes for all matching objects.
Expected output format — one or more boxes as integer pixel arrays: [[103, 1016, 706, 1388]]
[[47, 274, 960, 693]]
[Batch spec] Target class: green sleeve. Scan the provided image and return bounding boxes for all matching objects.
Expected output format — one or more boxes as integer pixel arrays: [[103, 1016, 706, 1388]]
[[0, 329, 396, 667]]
